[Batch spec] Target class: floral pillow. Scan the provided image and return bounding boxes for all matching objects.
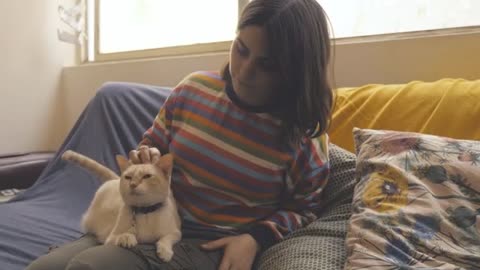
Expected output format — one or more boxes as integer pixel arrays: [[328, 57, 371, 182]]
[[344, 128, 480, 270]]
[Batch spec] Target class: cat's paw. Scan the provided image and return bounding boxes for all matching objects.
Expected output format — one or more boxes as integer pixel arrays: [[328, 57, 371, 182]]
[[156, 242, 174, 262], [104, 235, 115, 245], [115, 233, 138, 248]]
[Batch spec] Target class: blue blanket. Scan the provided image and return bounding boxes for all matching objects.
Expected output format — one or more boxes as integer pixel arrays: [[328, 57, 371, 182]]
[[0, 82, 171, 270]]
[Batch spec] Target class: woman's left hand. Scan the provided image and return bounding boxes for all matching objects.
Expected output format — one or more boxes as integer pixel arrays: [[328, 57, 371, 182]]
[[201, 234, 260, 270]]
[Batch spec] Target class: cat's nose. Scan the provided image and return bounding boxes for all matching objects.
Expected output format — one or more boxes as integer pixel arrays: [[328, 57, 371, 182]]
[[129, 183, 138, 189]]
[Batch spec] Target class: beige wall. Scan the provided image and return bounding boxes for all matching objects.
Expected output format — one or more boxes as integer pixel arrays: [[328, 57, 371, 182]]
[[62, 30, 480, 143], [62, 53, 228, 132], [0, 0, 76, 154], [333, 31, 480, 87], [3, 1, 479, 153]]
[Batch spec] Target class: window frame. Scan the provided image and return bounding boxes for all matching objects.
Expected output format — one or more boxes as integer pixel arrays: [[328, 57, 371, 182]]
[[85, 0, 480, 63], [89, 0, 249, 62]]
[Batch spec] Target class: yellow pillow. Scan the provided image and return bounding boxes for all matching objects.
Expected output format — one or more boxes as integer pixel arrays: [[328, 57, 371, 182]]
[[329, 78, 480, 153]]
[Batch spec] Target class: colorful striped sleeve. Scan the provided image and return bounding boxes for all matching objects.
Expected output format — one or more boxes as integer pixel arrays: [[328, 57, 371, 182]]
[[138, 83, 179, 153], [247, 135, 330, 250]]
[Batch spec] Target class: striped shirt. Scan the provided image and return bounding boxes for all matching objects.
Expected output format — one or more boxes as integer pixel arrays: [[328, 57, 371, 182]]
[[140, 71, 329, 248]]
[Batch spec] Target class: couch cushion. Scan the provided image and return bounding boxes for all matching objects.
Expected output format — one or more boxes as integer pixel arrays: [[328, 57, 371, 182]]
[[344, 128, 480, 269], [330, 78, 480, 153], [258, 143, 357, 270]]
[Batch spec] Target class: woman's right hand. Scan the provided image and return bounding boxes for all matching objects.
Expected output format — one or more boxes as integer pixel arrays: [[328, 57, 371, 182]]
[[129, 145, 161, 164]]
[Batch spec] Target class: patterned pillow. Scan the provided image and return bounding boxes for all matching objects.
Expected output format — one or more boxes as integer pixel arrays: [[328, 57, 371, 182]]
[[344, 128, 480, 269]]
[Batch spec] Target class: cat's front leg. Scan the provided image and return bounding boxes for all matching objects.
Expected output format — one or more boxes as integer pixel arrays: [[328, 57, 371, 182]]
[[156, 230, 181, 262], [114, 232, 138, 248], [106, 232, 137, 247], [105, 205, 138, 248]]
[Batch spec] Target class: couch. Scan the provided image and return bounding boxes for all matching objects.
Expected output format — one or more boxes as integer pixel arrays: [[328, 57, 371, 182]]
[[0, 78, 478, 270]]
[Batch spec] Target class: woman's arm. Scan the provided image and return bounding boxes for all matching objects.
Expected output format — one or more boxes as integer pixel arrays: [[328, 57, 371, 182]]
[[129, 82, 182, 164], [248, 135, 330, 250]]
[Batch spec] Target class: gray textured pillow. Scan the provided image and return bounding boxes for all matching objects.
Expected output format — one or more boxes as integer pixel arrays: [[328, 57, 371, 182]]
[[258, 143, 357, 270]]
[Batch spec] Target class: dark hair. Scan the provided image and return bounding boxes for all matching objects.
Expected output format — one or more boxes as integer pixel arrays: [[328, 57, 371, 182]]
[[221, 0, 333, 145]]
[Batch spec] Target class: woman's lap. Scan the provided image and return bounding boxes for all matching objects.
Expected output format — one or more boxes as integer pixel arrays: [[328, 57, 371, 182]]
[[26, 234, 223, 270], [25, 235, 99, 270]]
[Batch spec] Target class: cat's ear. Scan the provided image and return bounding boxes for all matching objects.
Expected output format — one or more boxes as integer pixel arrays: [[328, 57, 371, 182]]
[[155, 154, 173, 177], [116, 155, 130, 173]]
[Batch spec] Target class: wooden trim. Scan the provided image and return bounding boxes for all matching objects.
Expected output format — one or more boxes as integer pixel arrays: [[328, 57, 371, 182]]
[[93, 41, 231, 62], [334, 25, 480, 45], [78, 0, 89, 63], [93, 0, 101, 62]]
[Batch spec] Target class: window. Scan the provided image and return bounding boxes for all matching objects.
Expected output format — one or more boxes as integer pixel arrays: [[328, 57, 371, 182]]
[[318, 0, 480, 38], [88, 0, 248, 62], [87, 0, 480, 62]]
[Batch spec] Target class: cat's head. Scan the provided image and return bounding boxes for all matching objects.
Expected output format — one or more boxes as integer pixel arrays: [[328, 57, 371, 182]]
[[115, 154, 174, 207]]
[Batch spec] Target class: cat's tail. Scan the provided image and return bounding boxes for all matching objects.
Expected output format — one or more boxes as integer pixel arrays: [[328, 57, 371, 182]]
[[62, 150, 118, 182]]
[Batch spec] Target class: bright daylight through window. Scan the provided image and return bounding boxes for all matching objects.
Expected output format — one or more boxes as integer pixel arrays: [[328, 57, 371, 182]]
[[89, 0, 480, 61], [97, 0, 238, 54], [318, 0, 480, 38]]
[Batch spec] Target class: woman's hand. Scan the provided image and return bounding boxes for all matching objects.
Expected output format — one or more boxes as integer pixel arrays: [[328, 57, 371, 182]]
[[201, 234, 260, 270], [129, 145, 161, 164]]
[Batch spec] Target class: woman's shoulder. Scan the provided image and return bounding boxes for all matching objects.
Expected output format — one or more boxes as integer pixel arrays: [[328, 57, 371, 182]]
[[179, 70, 226, 92]]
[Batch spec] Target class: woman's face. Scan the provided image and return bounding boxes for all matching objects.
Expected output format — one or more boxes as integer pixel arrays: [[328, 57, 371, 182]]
[[229, 25, 281, 107]]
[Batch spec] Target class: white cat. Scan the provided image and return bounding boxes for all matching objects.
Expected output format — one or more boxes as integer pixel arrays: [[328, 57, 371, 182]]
[[62, 150, 181, 262]]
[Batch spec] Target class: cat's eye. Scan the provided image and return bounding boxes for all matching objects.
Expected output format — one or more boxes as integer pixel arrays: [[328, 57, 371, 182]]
[[143, 174, 152, 179], [125, 175, 132, 180]]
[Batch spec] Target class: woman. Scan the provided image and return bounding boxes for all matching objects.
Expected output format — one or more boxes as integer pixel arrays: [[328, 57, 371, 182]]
[[27, 0, 333, 269]]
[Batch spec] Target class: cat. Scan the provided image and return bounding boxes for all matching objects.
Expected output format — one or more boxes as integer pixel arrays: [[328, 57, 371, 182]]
[[61, 150, 181, 262]]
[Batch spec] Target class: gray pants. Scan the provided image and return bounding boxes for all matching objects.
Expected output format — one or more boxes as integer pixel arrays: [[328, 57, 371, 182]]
[[25, 234, 223, 270]]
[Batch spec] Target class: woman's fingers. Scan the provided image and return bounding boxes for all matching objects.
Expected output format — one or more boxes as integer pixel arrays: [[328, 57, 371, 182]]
[[201, 237, 229, 250], [149, 147, 161, 163], [218, 258, 231, 270], [138, 146, 151, 164], [129, 150, 141, 164], [129, 146, 161, 164]]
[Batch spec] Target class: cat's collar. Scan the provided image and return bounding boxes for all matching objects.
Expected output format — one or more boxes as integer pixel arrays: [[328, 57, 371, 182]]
[[131, 202, 164, 215]]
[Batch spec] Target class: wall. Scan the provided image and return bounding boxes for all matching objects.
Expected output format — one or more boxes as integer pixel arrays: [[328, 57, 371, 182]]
[[62, 30, 480, 143], [61, 53, 228, 134], [2, 4, 478, 155], [332, 30, 480, 87], [0, 0, 77, 154]]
